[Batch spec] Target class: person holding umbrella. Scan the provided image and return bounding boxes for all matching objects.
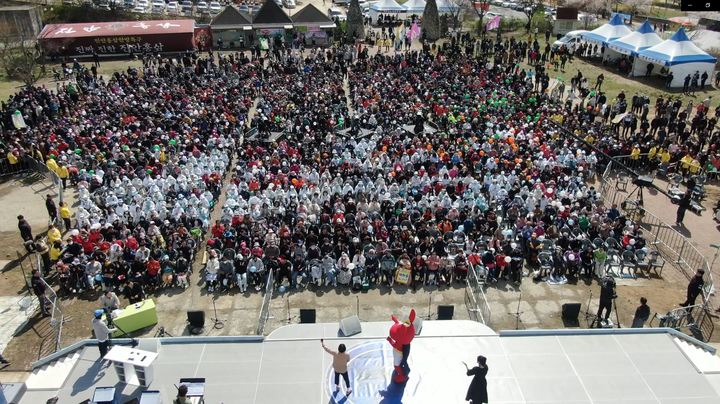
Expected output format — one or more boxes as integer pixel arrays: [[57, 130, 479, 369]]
[[463, 355, 489, 403]]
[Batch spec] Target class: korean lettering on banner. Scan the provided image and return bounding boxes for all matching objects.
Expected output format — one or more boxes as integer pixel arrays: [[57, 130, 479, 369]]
[[74, 45, 97, 54]]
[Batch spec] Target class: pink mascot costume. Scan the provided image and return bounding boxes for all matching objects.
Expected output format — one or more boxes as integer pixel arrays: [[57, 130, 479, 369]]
[[386, 309, 416, 383]]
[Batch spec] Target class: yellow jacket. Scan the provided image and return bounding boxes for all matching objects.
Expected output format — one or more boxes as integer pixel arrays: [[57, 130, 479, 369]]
[[7, 151, 17, 165], [50, 244, 63, 261], [47, 227, 62, 245], [60, 206, 72, 219], [57, 165, 69, 179], [648, 146, 657, 160], [46, 158, 59, 173]]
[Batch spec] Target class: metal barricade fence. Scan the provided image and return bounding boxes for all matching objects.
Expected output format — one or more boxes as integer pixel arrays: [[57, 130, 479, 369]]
[[465, 263, 491, 326], [22, 155, 64, 203], [256, 269, 275, 335], [597, 163, 714, 301], [548, 121, 714, 305], [37, 253, 66, 352]]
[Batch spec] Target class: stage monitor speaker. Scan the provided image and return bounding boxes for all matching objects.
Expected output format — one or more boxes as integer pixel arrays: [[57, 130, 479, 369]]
[[339, 315, 362, 337], [633, 175, 654, 187], [186, 310, 205, 335], [561, 303, 581, 327], [300, 309, 316, 324], [437, 305, 455, 320]]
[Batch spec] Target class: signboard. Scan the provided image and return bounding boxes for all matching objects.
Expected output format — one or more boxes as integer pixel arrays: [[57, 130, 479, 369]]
[[38, 19, 195, 56]]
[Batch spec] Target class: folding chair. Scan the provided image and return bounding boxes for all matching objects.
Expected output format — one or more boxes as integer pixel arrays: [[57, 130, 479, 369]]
[[616, 172, 629, 191], [606, 248, 622, 276], [635, 249, 650, 276], [648, 251, 665, 277], [620, 249, 637, 278], [605, 237, 620, 251], [538, 251, 554, 276]]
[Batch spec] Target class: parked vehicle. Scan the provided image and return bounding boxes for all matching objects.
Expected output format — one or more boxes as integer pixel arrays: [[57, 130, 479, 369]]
[[209, 1, 222, 13], [167, 1, 179, 13], [551, 30, 588, 51], [328, 7, 346, 21], [283, 0, 296, 8], [151, 0, 165, 13]]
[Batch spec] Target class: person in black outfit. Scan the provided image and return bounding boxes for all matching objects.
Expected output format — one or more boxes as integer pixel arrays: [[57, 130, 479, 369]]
[[17, 215, 34, 252], [680, 269, 705, 307], [464, 355, 488, 403], [125, 280, 145, 304], [675, 190, 692, 226], [45, 194, 58, 223], [632, 297, 650, 328], [31, 269, 51, 316], [596, 275, 616, 326]]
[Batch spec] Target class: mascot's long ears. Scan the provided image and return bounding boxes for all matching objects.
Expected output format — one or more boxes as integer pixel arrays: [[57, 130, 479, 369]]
[[391, 309, 416, 325]]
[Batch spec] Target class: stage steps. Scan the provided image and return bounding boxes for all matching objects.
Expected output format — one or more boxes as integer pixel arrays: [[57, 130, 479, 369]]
[[25, 351, 80, 390], [674, 336, 720, 374]]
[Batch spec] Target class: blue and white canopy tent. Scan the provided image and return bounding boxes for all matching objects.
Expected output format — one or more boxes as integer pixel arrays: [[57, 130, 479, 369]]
[[581, 13, 632, 45], [634, 27, 717, 87], [402, 0, 426, 14], [607, 20, 662, 57], [369, 0, 405, 23]]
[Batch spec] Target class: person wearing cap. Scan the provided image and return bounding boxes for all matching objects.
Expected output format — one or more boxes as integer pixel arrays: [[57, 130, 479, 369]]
[[680, 269, 705, 308], [92, 309, 117, 358]]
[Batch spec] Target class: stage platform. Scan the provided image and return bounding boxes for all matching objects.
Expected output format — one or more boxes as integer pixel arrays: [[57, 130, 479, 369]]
[[17, 320, 720, 403]]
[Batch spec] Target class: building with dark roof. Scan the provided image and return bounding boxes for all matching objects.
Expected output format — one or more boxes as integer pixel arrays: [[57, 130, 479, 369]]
[[291, 4, 336, 46], [210, 5, 254, 49]]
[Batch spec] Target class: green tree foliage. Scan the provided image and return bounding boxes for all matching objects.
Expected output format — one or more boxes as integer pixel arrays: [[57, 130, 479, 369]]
[[346, 0, 365, 42], [422, 0, 440, 42]]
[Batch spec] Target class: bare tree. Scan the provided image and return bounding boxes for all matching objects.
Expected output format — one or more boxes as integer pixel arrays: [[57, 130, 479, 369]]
[[0, 22, 45, 87], [624, 0, 651, 17], [519, 0, 541, 32]]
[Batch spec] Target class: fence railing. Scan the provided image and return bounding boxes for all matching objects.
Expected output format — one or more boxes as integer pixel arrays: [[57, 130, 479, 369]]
[[256, 269, 275, 335], [37, 254, 65, 352], [599, 161, 714, 300], [22, 155, 64, 203], [649, 303, 715, 343], [466, 263, 491, 326]]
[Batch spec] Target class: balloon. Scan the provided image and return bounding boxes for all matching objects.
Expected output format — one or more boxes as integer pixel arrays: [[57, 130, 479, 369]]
[[88, 170, 95, 174], [568, 219, 575, 226], [504, 256, 512, 263], [559, 206, 566, 212], [629, 239, 636, 245], [169, 139, 177, 145], [278, 285, 286, 293], [153, 145, 160, 151], [75, 148, 82, 155], [568, 254, 576, 261]]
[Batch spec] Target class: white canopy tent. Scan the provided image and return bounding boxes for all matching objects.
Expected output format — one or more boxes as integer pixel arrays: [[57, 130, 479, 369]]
[[369, 0, 405, 24], [635, 27, 717, 87], [607, 20, 662, 57], [581, 13, 632, 45], [403, 0, 426, 14]]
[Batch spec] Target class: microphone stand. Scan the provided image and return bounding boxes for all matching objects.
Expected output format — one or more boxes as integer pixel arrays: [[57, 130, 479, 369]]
[[509, 291, 524, 330], [111, 322, 138, 348], [211, 295, 224, 330], [584, 289, 597, 328], [614, 296, 621, 328]]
